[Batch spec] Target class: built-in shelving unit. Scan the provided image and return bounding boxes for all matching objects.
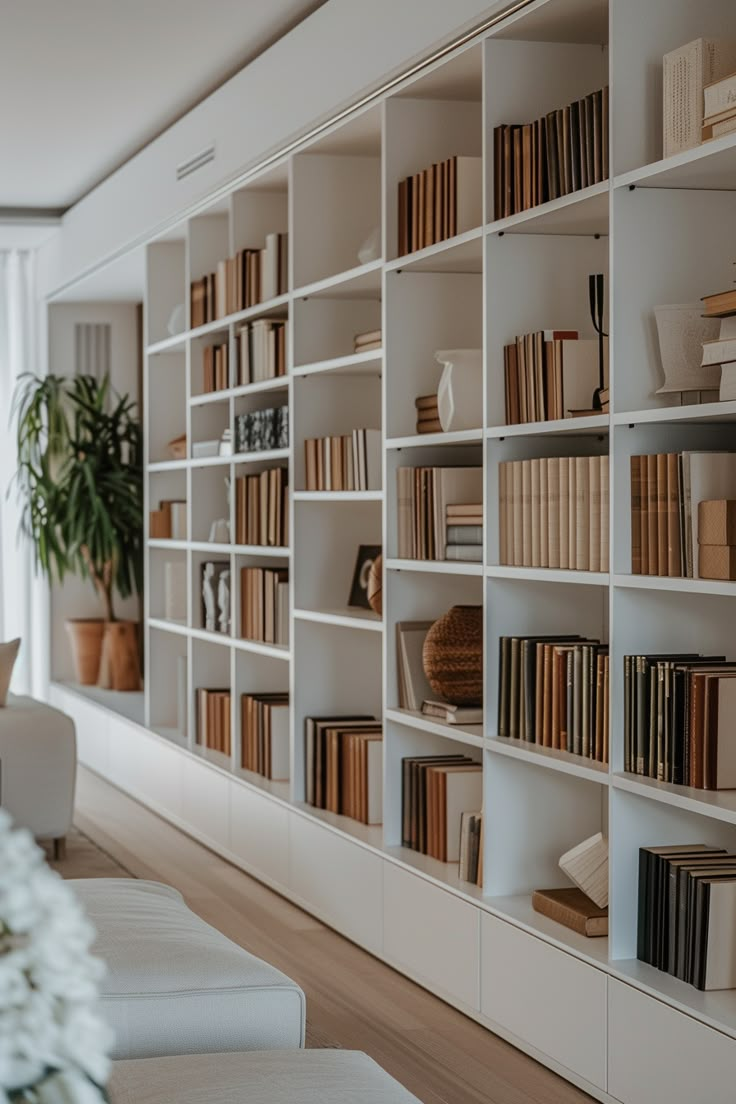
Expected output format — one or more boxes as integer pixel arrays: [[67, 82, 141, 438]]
[[49, 1, 736, 1100]]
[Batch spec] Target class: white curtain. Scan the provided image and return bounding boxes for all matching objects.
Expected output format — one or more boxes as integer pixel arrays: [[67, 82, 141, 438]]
[[0, 249, 49, 697]]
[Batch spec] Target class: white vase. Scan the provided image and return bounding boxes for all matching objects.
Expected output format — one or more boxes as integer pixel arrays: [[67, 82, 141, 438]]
[[435, 349, 483, 431], [653, 304, 720, 396]]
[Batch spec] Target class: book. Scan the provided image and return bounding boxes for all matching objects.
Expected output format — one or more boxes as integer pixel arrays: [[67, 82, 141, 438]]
[[422, 700, 483, 725], [235, 467, 288, 547], [704, 70, 736, 120], [396, 621, 434, 712], [397, 156, 481, 254], [304, 715, 382, 824], [532, 888, 608, 937], [396, 467, 483, 560], [459, 811, 483, 885], [196, 688, 232, 756], [702, 288, 736, 318], [241, 693, 289, 780], [663, 39, 736, 157], [240, 567, 289, 645], [401, 755, 481, 860]]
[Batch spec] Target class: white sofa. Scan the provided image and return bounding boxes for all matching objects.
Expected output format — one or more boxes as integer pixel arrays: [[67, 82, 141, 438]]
[[0, 695, 76, 857], [109, 1050, 421, 1103], [70, 879, 305, 1059]]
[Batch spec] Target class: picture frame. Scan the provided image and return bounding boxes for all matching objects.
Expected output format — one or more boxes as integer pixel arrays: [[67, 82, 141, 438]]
[[348, 545, 381, 609]]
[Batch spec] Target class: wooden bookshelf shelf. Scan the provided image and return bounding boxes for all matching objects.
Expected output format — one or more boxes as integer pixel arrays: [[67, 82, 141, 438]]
[[486, 180, 610, 238], [486, 735, 610, 785], [385, 707, 485, 748]]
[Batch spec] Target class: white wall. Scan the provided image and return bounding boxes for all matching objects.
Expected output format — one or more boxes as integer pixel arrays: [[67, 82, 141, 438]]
[[38, 0, 505, 298]]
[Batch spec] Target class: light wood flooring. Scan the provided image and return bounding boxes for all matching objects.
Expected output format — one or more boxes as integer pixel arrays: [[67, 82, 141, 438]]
[[67, 766, 594, 1104]]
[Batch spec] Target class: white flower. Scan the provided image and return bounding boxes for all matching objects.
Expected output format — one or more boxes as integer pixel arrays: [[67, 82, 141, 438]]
[[0, 813, 113, 1099]]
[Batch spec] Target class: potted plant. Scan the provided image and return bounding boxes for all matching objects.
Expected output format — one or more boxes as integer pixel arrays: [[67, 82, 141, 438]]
[[13, 372, 143, 690]]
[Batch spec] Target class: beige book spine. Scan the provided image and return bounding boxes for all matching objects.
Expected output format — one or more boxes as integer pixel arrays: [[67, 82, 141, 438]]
[[512, 461, 523, 567], [547, 457, 561, 569], [530, 458, 541, 568], [521, 459, 533, 567], [539, 457, 549, 568], [505, 462, 514, 567], [600, 455, 610, 572], [499, 462, 508, 565], [567, 456, 577, 571], [575, 455, 590, 571], [559, 456, 570, 570], [588, 455, 602, 573]]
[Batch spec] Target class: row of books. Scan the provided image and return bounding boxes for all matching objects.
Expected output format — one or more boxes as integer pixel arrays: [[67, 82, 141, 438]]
[[304, 429, 381, 492], [401, 754, 482, 863], [503, 332, 607, 424], [238, 318, 287, 385], [304, 715, 382, 825], [203, 342, 229, 393], [234, 468, 288, 547], [241, 692, 289, 781], [499, 456, 610, 572], [492, 86, 609, 219], [624, 654, 736, 789], [234, 407, 288, 455], [396, 466, 483, 561], [150, 499, 187, 540], [395, 621, 483, 724], [190, 233, 288, 327], [397, 155, 482, 256], [638, 844, 736, 991], [240, 566, 289, 646], [497, 635, 609, 763], [630, 451, 736, 579], [196, 688, 232, 757], [459, 811, 483, 886]]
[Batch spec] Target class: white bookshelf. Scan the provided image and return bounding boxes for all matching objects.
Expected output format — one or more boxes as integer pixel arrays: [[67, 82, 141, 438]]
[[49, 1, 736, 1099]]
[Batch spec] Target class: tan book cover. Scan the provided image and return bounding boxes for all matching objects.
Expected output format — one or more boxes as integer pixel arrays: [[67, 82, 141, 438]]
[[558, 457, 570, 570], [666, 452, 681, 576], [546, 457, 561, 569], [646, 453, 659, 575], [699, 499, 736, 546], [521, 459, 533, 567], [539, 457, 549, 568], [499, 462, 508, 565], [656, 452, 668, 576], [512, 461, 523, 567], [532, 888, 608, 937], [530, 458, 541, 568], [425, 166, 434, 247], [600, 455, 609, 573], [575, 456, 590, 571], [588, 455, 601, 573]]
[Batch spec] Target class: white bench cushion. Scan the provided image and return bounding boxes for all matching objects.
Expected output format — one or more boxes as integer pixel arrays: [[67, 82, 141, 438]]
[[69, 879, 305, 1059], [109, 1050, 420, 1103]]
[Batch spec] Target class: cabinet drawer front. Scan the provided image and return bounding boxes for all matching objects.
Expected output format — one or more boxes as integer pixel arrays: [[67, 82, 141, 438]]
[[383, 863, 479, 1010], [182, 756, 230, 849], [230, 784, 289, 889], [481, 913, 606, 1090], [59, 691, 110, 776], [609, 979, 736, 1104], [288, 815, 382, 954]]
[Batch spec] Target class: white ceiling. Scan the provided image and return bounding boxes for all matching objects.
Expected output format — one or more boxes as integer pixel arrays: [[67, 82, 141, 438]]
[[0, 0, 325, 211]]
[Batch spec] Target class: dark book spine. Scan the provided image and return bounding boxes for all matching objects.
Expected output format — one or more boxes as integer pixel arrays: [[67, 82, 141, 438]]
[[637, 849, 650, 964]]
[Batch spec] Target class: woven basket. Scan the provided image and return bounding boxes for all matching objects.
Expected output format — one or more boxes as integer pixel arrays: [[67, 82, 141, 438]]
[[422, 605, 483, 706]]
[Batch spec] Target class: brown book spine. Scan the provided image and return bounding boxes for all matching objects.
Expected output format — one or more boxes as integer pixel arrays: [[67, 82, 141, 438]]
[[666, 452, 681, 577], [646, 454, 658, 576]]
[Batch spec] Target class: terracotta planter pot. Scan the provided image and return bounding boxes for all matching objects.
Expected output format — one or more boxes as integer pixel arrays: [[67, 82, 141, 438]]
[[65, 619, 106, 685], [98, 621, 142, 692]]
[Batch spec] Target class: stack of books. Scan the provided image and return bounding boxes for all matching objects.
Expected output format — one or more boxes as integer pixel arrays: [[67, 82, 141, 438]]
[[304, 428, 381, 491], [234, 467, 288, 547], [354, 328, 381, 354], [446, 504, 482, 562], [498, 635, 609, 762], [397, 155, 482, 256], [234, 407, 288, 454], [699, 499, 736, 581], [638, 844, 736, 990], [415, 393, 440, 435], [240, 567, 289, 646], [459, 811, 483, 886], [238, 318, 287, 384], [702, 70, 736, 141], [624, 652, 736, 786], [492, 86, 609, 219], [498, 456, 610, 571], [630, 451, 736, 578], [304, 715, 382, 825], [196, 688, 231, 757], [189, 233, 288, 327], [503, 331, 608, 423], [701, 288, 736, 402], [401, 755, 482, 862], [241, 692, 289, 780], [149, 499, 187, 540], [396, 466, 483, 560], [203, 342, 230, 392]]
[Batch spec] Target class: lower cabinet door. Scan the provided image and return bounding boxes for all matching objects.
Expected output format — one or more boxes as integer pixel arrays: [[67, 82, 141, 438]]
[[229, 783, 289, 890], [181, 756, 230, 850], [288, 813, 382, 954], [608, 979, 736, 1104], [383, 862, 479, 1011], [54, 688, 110, 777], [481, 913, 607, 1091]]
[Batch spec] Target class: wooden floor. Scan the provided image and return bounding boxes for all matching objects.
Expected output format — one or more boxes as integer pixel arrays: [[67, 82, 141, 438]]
[[70, 766, 593, 1104]]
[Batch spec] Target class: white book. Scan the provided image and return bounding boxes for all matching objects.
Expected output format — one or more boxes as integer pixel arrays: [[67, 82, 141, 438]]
[[269, 702, 290, 781], [366, 738, 383, 826], [454, 156, 483, 235], [164, 561, 187, 621], [703, 878, 736, 990], [444, 766, 483, 863], [396, 621, 433, 712], [364, 429, 381, 491]]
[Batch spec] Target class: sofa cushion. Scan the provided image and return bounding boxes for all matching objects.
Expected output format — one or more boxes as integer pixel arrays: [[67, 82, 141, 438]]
[[69, 879, 305, 1059], [109, 1050, 421, 1103]]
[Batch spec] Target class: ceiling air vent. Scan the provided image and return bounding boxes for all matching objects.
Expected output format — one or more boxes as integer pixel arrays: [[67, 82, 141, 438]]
[[176, 144, 216, 182]]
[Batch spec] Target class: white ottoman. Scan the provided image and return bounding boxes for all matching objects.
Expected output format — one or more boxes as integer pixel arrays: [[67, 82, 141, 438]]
[[109, 1050, 421, 1103], [0, 694, 76, 856], [70, 879, 305, 1059]]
